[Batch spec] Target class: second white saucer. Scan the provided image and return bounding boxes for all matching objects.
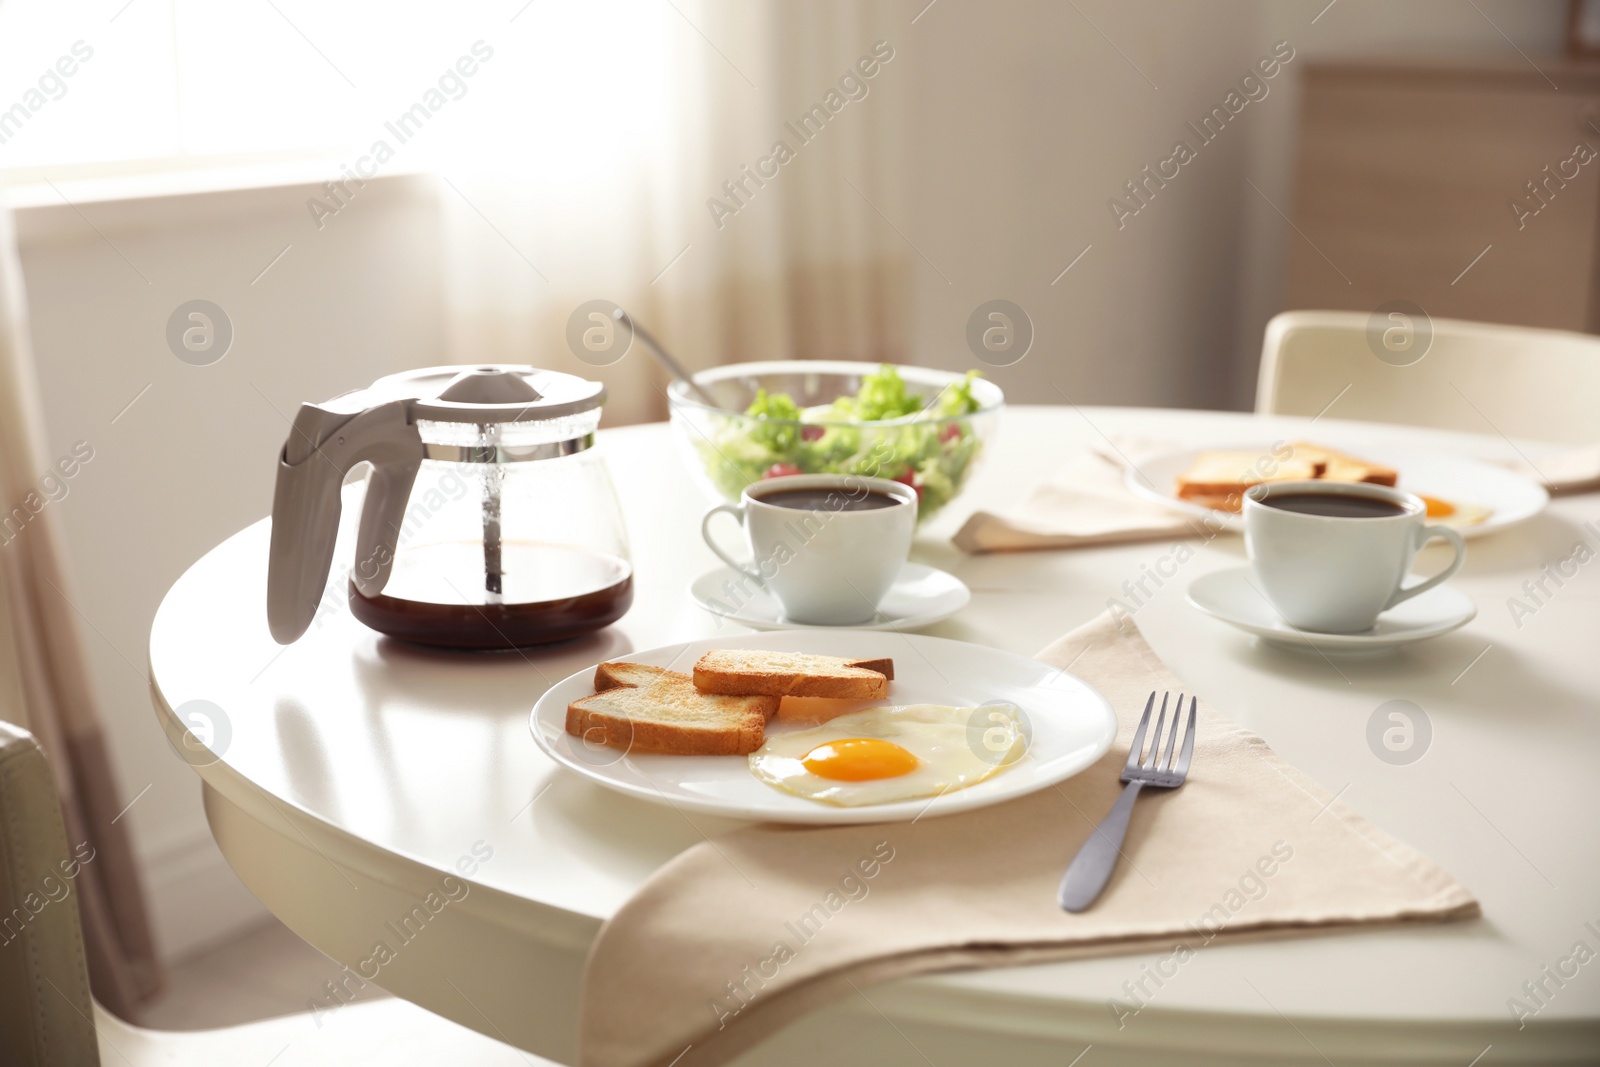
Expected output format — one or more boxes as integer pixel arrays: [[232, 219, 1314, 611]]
[[690, 562, 970, 632], [1186, 566, 1476, 653]]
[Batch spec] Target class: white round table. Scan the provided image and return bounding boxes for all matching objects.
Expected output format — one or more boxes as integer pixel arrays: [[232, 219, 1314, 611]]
[[149, 407, 1600, 1066]]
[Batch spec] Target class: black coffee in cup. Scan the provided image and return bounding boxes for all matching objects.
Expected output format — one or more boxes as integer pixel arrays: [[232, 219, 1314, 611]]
[[758, 488, 903, 511], [1262, 492, 1408, 519], [704, 474, 917, 624]]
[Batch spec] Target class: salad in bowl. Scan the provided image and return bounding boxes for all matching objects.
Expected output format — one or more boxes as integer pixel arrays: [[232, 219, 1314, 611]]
[[667, 361, 1004, 522]]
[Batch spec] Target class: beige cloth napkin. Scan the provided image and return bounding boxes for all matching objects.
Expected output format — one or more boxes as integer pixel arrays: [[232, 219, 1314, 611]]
[[952, 450, 1209, 553], [1511, 443, 1600, 496], [578, 615, 1479, 1067]]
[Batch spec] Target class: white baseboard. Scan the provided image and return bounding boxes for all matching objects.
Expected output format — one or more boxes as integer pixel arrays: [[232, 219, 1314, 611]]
[[144, 829, 272, 963]]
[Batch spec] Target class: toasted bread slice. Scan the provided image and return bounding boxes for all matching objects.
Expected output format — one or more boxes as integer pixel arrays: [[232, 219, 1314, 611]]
[[692, 650, 893, 700], [565, 661, 779, 756], [1287, 442, 1398, 487], [1175, 443, 1400, 512], [1175, 447, 1324, 503]]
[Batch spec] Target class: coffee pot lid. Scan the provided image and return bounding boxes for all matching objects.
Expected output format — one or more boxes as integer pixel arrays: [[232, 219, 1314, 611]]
[[335, 365, 605, 424]]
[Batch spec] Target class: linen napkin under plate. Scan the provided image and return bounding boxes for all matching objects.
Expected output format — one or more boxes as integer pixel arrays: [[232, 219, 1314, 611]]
[[951, 450, 1204, 554], [578, 615, 1479, 1067]]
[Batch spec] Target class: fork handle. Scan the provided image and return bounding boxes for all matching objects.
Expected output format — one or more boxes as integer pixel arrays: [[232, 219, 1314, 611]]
[[1058, 780, 1145, 912]]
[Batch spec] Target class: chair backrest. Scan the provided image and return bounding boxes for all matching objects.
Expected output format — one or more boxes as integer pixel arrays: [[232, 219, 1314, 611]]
[[1255, 310, 1600, 446], [0, 721, 100, 1067]]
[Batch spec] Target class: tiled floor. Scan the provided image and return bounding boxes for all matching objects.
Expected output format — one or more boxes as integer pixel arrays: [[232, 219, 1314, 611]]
[[137, 917, 390, 1030]]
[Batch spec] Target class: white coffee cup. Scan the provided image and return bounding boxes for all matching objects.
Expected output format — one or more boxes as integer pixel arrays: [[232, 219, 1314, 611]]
[[1243, 480, 1466, 634], [701, 474, 917, 625]]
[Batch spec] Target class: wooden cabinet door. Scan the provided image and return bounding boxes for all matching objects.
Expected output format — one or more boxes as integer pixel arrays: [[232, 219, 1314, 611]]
[[1286, 61, 1600, 332]]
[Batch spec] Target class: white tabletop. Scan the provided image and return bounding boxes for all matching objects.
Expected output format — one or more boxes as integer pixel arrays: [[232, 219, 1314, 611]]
[[149, 406, 1600, 1063]]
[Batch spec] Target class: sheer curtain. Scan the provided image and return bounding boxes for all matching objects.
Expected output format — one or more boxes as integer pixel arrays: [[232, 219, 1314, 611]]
[[0, 204, 161, 1018], [435, 0, 914, 424]]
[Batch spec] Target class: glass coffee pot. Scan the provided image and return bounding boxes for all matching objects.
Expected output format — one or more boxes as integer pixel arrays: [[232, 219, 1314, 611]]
[[266, 365, 631, 650]]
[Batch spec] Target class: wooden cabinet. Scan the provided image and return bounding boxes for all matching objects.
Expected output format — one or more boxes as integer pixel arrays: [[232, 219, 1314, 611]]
[[1287, 58, 1600, 331]]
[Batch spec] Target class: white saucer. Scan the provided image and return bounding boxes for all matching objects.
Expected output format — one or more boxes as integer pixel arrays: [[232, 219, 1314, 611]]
[[1186, 567, 1477, 653], [690, 562, 970, 631]]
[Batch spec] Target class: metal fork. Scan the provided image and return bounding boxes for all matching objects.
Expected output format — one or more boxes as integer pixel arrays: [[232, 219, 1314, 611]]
[[1058, 691, 1198, 912]]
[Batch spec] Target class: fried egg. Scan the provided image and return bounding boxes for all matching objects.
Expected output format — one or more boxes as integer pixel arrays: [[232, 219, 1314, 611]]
[[748, 703, 1026, 806], [1417, 495, 1493, 527]]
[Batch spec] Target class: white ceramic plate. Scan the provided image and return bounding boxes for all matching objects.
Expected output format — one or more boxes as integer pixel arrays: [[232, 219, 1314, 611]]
[[1187, 566, 1477, 653], [1125, 444, 1548, 538], [689, 562, 971, 632], [530, 631, 1116, 825]]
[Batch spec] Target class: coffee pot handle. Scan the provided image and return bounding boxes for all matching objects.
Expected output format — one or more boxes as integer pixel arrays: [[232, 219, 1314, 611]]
[[267, 400, 424, 644], [1384, 524, 1467, 612]]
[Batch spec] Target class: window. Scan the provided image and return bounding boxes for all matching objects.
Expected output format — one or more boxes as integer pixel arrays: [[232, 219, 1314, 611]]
[[0, 1, 671, 180]]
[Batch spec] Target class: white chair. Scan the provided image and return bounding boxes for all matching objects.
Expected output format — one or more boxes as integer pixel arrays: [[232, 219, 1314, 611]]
[[0, 721, 550, 1067], [1255, 310, 1600, 445]]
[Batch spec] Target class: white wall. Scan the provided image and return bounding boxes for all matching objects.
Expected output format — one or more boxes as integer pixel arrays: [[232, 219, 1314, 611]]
[[900, 0, 1568, 411], [4, 0, 1570, 964], [902, 1, 1260, 410], [12, 173, 446, 959]]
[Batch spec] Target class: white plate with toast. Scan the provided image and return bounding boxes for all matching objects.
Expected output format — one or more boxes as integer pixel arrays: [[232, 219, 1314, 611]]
[[1125, 443, 1547, 539], [529, 632, 1116, 825]]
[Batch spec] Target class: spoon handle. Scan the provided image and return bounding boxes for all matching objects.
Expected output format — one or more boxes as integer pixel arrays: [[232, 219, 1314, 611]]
[[613, 309, 721, 408]]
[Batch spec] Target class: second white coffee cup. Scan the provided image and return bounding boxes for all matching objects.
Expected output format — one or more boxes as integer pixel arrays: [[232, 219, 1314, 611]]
[[1243, 479, 1466, 634], [701, 475, 917, 625]]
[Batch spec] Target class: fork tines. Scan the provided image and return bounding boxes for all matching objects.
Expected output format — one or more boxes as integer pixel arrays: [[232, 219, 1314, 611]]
[[1125, 690, 1197, 779]]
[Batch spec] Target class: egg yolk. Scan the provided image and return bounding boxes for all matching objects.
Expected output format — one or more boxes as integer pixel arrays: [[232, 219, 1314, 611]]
[[1418, 495, 1456, 519], [801, 738, 921, 781]]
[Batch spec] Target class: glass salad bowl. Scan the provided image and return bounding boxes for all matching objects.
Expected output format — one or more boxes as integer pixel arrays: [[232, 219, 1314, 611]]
[[667, 361, 1004, 522]]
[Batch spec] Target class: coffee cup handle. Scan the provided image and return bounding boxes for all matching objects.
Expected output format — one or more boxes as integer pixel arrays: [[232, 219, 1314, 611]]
[[1384, 524, 1467, 611], [701, 503, 764, 584]]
